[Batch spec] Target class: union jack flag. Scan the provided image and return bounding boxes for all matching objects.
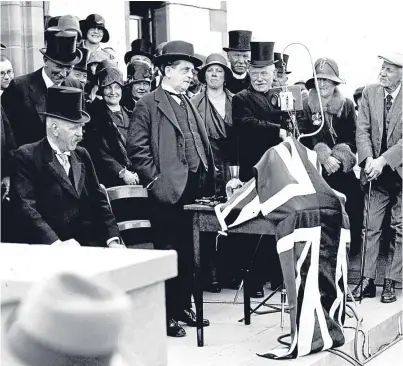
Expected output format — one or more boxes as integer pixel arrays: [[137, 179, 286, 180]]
[[215, 137, 350, 359]]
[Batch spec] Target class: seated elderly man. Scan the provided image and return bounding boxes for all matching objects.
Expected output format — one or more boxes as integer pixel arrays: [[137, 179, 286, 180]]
[[10, 86, 124, 248]]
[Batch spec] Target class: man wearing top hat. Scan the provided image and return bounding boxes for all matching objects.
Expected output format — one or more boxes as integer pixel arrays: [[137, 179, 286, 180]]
[[10, 85, 123, 248], [272, 52, 292, 87], [127, 40, 213, 337], [70, 47, 90, 88], [232, 42, 287, 297], [2, 31, 83, 147], [350, 53, 402, 304], [224, 30, 252, 94], [124, 38, 154, 67]]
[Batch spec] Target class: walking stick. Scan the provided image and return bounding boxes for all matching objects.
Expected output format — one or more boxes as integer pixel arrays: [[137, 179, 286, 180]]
[[359, 180, 372, 304]]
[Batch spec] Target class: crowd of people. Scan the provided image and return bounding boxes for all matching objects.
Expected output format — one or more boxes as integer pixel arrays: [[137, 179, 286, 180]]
[[1, 14, 402, 339]]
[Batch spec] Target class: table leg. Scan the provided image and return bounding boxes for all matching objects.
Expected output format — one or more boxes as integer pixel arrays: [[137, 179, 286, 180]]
[[193, 212, 204, 347], [244, 268, 251, 325]]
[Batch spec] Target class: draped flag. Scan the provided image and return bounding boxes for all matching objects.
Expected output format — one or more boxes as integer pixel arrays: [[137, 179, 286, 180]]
[[215, 136, 350, 359]]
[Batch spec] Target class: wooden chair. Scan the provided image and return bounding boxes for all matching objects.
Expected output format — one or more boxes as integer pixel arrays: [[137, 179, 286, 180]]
[[101, 184, 153, 249]]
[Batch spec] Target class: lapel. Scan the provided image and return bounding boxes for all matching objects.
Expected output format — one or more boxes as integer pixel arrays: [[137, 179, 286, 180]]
[[43, 139, 80, 199], [387, 86, 402, 139], [375, 86, 384, 139], [70, 151, 85, 195], [154, 87, 181, 132], [28, 68, 48, 123]]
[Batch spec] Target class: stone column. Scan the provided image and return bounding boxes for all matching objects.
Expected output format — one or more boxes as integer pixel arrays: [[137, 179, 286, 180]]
[[1, 1, 44, 77]]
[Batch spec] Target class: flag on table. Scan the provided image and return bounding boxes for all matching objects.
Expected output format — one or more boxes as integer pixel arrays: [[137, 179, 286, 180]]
[[215, 137, 350, 359]]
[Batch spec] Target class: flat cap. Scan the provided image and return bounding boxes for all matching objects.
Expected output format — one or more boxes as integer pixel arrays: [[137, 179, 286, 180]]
[[378, 52, 403, 68]]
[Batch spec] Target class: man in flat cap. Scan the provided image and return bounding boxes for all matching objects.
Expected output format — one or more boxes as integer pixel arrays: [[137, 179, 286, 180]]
[[351, 52, 402, 304], [127, 40, 213, 337], [10, 86, 123, 248], [224, 30, 252, 94], [2, 31, 83, 147]]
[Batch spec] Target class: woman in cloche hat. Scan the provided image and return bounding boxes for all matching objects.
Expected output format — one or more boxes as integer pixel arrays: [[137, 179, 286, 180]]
[[79, 14, 110, 55], [300, 57, 363, 254]]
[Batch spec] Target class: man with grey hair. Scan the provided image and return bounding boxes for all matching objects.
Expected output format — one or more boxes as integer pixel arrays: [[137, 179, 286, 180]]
[[350, 53, 402, 304], [10, 86, 123, 248]]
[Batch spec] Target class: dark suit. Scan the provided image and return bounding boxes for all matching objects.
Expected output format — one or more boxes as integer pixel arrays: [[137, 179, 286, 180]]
[[127, 86, 213, 318], [226, 72, 250, 95], [356, 84, 402, 282], [10, 138, 120, 246]]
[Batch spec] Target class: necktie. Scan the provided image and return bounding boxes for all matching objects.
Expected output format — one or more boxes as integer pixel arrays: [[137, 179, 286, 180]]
[[57, 152, 70, 176], [168, 91, 187, 111], [385, 94, 393, 114]]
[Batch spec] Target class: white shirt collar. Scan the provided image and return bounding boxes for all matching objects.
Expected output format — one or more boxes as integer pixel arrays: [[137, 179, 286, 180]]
[[42, 67, 55, 88], [232, 71, 247, 80], [161, 81, 185, 95], [0, 90, 3, 96], [47, 138, 71, 156], [384, 83, 401, 100]]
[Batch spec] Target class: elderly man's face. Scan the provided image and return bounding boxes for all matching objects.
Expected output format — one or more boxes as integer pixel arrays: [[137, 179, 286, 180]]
[[52, 118, 84, 152], [250, 65, 274, 93], [71, 70, 87, 88], [227, 51, 250, 75], [379, 61, 402, 92], [165, 60, 194, 93], [272, 70, 288, 87], [87, 27, 104, 45], [44, 58, 73, 85], [131, 81, 151, 100], [0, 60, 14, 90], [205, 65, 225, 90]]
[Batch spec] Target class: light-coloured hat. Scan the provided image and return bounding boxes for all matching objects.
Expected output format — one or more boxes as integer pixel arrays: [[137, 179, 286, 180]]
[[2, 272, 131, 366], [197, 53, 232, 84], [378, 52, 403, 68], [305, 57, 345, 90]]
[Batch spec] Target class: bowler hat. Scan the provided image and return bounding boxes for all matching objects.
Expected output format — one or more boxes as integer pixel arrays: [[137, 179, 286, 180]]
[[47, 14, 82, 40], [274, 53, 291, 74], [250, 42, 277, 67], [74, 47, 90, 73], [124, 39, 154, 64], [97, 61, 124, 89], [1, 272, 131, 366], [223, 30, 252, 52], [378, 52, 403, 68], [197, 53, 233, 84], [40, 86, 90, 123], [154, 40, 203, 68], [80, 14, 110, 43], [127, 60, 153, 84], [305, 57, 345, 90], [40, 30, 82, 66]]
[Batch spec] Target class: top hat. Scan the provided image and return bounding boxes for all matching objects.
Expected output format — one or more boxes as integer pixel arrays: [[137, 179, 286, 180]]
[[378, 52, 403, 68], [96, 61, 124, 89], [197, 53, 233, 84], [47, 15, 82, 40], [127, 60, 153, 84], [249, 42, 277, 67], [2, 272, 131, 366], [80, 14, 110, 43], [40, 30, 82, 66], [154, 40, 203, 68], [40, 86, 90, 123], [223, 30, 252, 52], [305, 57, 345, 90], [1, 43, 6, 50], [274, 53, 291, 74], [74, 47, 90, 73], [45, 15, 61, 30], [124, 39, 154, 64]]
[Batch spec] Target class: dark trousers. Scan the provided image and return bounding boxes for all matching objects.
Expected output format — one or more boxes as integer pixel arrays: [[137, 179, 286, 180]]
[[150, 167, 207, 319]]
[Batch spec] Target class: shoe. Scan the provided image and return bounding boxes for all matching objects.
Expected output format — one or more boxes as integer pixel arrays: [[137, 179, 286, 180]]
[[381, 279, 396, 303], [176, 309, 210, 327], [347, 277, 376, 302], [250, 286, 264, 298], [167, 319, 186, 337], [205, 282, 221, 293]]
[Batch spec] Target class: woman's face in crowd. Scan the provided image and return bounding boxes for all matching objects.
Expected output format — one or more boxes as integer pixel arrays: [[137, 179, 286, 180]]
[[131, 81, 151, 100], [87, 27, 104, 44], [205, 64, 225, 90], [0, 60, 14, 90], [317, 78, 336, 98], [103, 82, 122, 106]]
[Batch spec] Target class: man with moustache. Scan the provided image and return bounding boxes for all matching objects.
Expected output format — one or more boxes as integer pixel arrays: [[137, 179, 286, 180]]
[[10, 86, 123, 248], [127, 40, 213, 337], [350, 53, 402, 304], [232, 42, 287, 297], [224, 30, 252, 94], [2, 31, 83, 147]]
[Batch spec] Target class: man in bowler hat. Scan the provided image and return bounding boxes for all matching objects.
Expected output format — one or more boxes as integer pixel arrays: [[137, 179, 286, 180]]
[[127, 40, 213, 337], [224, 30, 252, 94], [10, 86, 124, 248], [2, 31, 83, 147]]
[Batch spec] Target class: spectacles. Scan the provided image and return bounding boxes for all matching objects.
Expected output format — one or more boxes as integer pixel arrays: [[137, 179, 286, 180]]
[[1, 70, 14, 77]]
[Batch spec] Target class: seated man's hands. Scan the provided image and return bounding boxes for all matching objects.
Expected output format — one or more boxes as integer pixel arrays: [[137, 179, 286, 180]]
[[108, 239, 126, 249], [364, 156, 387, 181], [122, 171, 139, 185], [323, 156, 341, 175]]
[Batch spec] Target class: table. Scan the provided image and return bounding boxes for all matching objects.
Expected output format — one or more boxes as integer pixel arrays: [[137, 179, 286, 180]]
[[184, 204, 276, 347]]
